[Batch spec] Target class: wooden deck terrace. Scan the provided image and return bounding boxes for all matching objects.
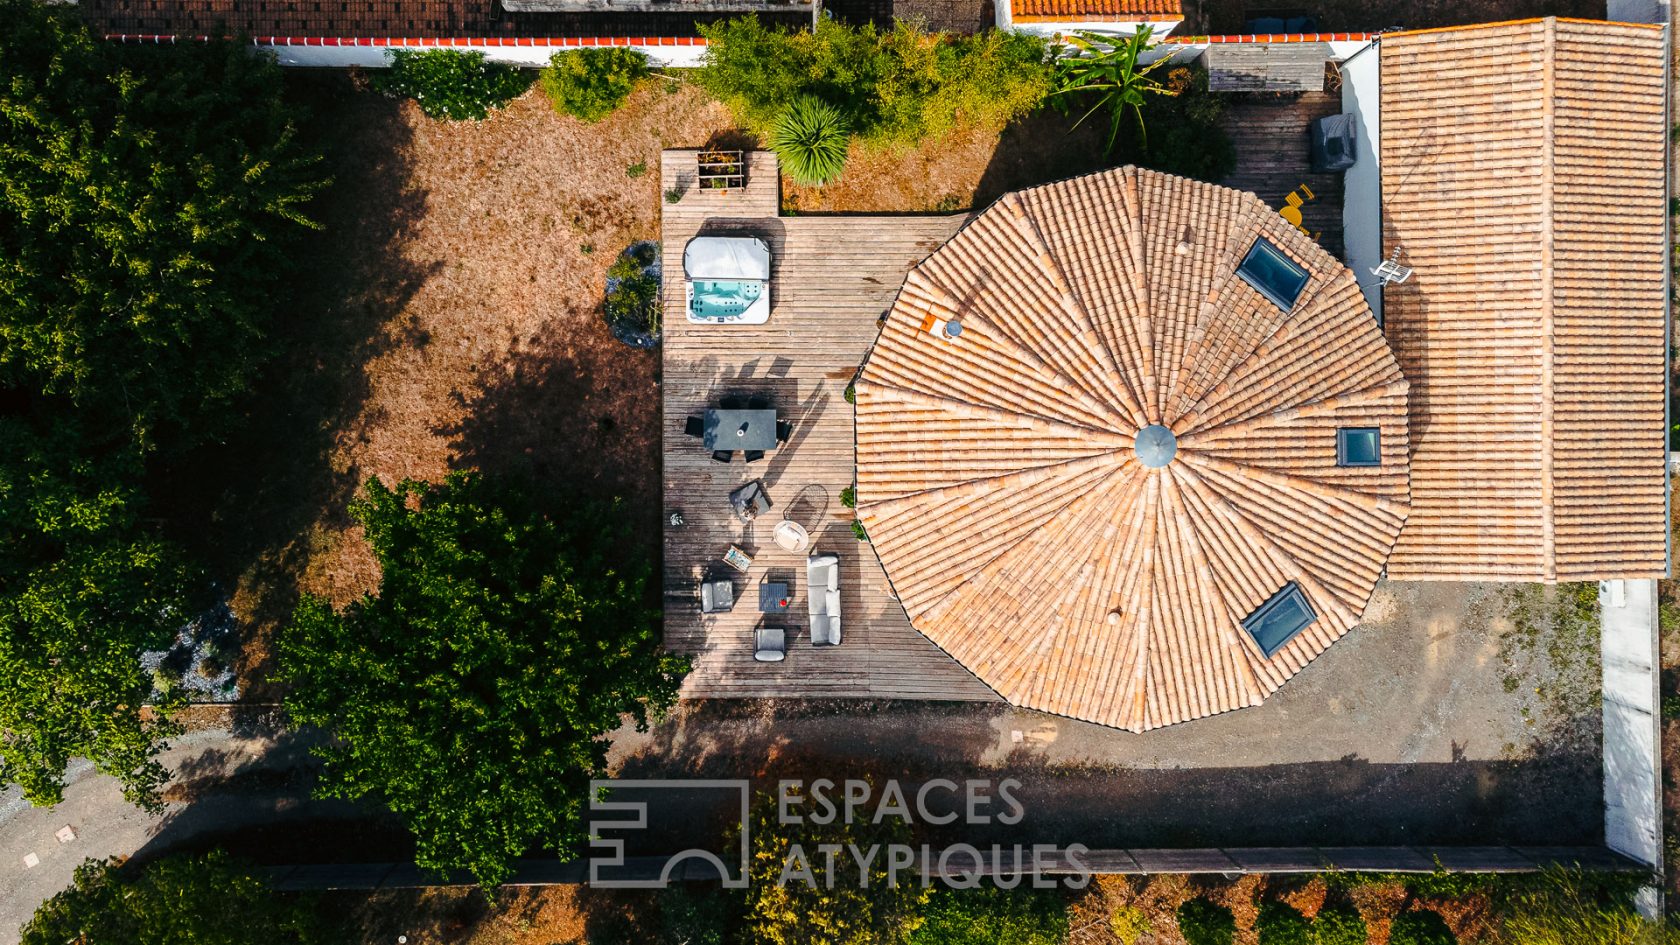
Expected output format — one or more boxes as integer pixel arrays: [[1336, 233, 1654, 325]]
[[1220, 91, 1346, 260], [659, 149, 1001, 701]]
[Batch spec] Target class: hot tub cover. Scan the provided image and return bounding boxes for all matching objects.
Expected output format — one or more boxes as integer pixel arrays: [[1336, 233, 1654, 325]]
[[684, 236, 771, 282]]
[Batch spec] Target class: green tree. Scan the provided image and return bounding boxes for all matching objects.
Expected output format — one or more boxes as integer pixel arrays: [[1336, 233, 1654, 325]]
[[695, 18, 1051, 150], [1309, 903, 1367, 945], [0, 417, 192, 810], [1050, 27, 1176, 154], [0, 0, 327, 448], [277, 472, 687, 887], [20, 852, 321, 945], [911, 885, 1068, 945], [1255, 901, 1310, 945], [373, 49, 532, 121], [1388, 910, 1454, 945], [540, 48, 649, 121], [1177, 898, 1236, 945], [746, 793, 930, 945]]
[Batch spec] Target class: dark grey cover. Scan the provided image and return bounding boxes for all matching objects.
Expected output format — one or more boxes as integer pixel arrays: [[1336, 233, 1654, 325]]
[[1310, 113, 1358, 172]]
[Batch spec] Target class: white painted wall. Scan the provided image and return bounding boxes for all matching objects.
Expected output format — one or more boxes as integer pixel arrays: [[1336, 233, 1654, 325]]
[[1011, 19, 1184, 39], [1338, 39, 1382, 321], [1601, 578, 1663, 917], [109, 37, 708, 68]]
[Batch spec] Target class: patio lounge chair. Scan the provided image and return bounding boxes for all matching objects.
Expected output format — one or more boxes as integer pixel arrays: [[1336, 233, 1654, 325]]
[[743, 450, 765, 463], [685, 416, 704, 437], [711, 450, 733, 463], [700, 575, 735, 614], [776, 420, 793, 444], [807, 553, 842, 646], [754, 627, 787, 662]]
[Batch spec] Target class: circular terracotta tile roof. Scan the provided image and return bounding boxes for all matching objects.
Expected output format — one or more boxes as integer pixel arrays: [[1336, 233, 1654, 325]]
[[855, 167, 1411, 731]]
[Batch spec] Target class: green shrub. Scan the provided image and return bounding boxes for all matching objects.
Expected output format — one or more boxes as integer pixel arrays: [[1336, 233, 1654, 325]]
[[1388, 911, 1453, 945], [851, 519, 869, 542], [372, 49, 532, 121], [627, 160, 648, 178], [21, 853, 321, 945], [1497, 868, 1679, 945], [770, 96, 851, 186], [1130, 66, 1234, 182], [696, 18, 1052, 150], [1256, 902, 1310, 945], [840, 486, 856, 508], [1177, 898, 1236, 945], [844, 382, 857, 404], [605, 243, 661, 338], [910, 885, 1067, 945], [1110, 904, 1152, 945], [1309, 903, 1366, 945], [541, 48, 648, 121]]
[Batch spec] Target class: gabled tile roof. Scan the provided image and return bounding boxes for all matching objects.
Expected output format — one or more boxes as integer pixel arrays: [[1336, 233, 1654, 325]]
[[1009, 0, 1181, 20], [1379, 18, 1669, 582], [856, 167, 1410, 731]]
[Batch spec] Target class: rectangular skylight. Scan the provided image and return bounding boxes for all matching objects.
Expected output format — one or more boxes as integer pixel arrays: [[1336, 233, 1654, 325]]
[[1236, 238, 1309, 311], [1242, 582, 1317, 658], [1336, 427, 1381, 466]]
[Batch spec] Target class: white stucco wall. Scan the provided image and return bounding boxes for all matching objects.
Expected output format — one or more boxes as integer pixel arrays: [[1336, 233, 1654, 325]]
[[108, 36, 708, 68], [1338, 39, 1382, 321], [1601, 578, 1663, 917]]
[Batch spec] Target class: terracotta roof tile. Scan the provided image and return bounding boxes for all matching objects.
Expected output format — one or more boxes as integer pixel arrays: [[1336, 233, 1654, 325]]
[[856, 167, 1409, 731], [1379, 18, 1669, 582], [1009, 0, 1181, 19]]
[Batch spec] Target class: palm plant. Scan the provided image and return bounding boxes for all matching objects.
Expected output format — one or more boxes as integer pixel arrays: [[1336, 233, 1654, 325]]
[[769, 96, 851, 187], [1051, 27, 1178, 155]]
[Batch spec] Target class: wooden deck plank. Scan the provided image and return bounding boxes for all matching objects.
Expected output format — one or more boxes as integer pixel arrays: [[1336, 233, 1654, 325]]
[[1219, 92, 1346, 259], [659, 150, 1001, 702]]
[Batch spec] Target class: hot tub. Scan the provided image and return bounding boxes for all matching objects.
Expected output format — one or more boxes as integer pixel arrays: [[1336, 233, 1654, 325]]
[[684, 236, 771, 325]]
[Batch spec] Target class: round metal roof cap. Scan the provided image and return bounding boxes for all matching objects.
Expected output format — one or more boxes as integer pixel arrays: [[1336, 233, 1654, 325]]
[[1134, 424, 1177, 468]]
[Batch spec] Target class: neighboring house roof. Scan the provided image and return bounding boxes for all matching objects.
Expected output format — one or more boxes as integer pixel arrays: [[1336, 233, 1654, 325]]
[[1009, 0, 1181, 21], [1379, 18, 1669, 582], [855, 167, 1410, 731], [75, 0, 808, 38]]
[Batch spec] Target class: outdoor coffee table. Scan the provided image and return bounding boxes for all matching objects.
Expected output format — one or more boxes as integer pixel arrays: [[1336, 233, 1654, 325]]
[[759, 581, 791, 613]]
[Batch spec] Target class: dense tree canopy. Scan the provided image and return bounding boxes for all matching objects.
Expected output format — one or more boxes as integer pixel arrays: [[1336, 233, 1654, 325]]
[[0, 0, 327, 810], [0, 417, 193, 809], [277, 472, 687, 886], [746, 794, 930, 945], [0, 0, 326, 448], [21, 853, 322, 945]]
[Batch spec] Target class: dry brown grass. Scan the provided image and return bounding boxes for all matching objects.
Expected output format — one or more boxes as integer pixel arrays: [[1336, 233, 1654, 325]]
[[206, 77, 735, 696], [198, 74, 1116, 700]]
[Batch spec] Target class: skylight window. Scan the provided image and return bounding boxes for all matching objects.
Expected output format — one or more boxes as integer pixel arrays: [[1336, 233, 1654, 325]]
[[1236, 238, 1309, 311], [1242, 582, 1317, 658], [1336, 427, 1381, 467]]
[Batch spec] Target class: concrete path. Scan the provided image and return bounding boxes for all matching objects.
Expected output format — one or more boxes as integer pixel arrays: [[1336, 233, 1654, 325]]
[[0, 729, 325, 945]]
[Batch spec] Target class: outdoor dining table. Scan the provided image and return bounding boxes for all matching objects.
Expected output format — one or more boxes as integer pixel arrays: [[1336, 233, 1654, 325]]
[[703, 408, 778, 452]]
